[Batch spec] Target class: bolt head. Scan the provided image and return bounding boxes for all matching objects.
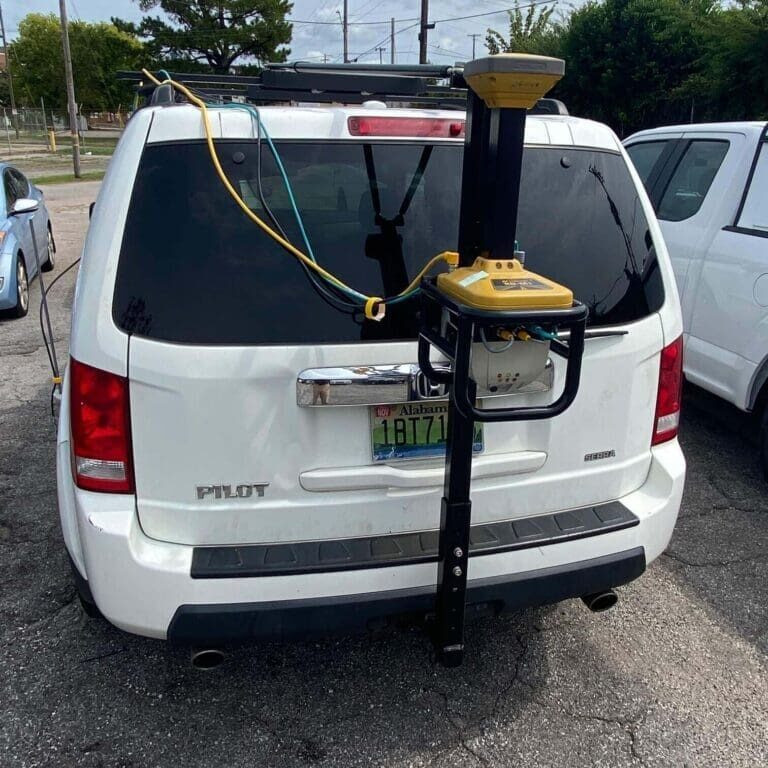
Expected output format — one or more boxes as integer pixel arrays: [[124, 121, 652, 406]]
[[453, 547, 463, 558], [452, 566, 463, 577]]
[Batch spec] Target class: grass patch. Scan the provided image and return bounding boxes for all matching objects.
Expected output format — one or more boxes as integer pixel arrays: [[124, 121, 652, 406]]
[[55, 145, 115, 157], [31, 171, 105, 185]]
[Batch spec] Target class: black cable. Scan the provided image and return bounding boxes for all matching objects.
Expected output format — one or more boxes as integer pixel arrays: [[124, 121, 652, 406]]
[[39, 257, 81, 416], [251, 115, 363, 315]]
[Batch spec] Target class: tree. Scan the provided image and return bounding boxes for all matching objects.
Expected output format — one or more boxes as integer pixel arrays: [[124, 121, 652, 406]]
[[555, 0, 714, 135], [113, 1, 293, 74], [485, 2, 563, 57], [9, 13, 145, 110], [693, 0, 768, 120]]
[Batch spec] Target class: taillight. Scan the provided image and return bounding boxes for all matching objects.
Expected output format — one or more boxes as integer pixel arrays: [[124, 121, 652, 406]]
[[347, 116, 465, 138], [69, 357, 134, 493], [652, 336, 683, 445]]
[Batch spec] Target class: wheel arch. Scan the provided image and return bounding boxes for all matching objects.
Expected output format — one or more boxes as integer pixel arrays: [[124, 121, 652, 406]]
[[749, 357, 768, 414]]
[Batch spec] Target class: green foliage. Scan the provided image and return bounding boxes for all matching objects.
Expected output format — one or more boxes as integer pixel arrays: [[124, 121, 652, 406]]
[[485, 3, 563, 57], [486, 0, 768, 134], [559, 0, 715, 134], [113, 0, 293, 74], [694, 0, 768, 120], [9, 14, 144, 110]]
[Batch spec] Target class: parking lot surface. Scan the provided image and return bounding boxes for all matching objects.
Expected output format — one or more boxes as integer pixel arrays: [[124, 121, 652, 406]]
[[1, 181, 766, 768]]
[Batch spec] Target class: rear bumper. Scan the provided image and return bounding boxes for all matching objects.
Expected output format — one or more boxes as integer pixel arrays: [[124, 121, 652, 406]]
[[59, 440, 685, 642], [168, 548, 645, 644]]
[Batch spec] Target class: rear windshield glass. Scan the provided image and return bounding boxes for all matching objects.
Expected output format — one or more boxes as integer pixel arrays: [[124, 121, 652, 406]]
[[113, 140, 664, 344]]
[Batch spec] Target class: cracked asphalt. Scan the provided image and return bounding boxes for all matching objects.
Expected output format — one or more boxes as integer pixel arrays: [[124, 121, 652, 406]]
[[1, 180, 767, 768]]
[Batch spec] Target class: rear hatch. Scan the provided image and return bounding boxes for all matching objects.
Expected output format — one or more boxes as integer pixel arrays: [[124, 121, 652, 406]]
[[115, 112, 665, 546]]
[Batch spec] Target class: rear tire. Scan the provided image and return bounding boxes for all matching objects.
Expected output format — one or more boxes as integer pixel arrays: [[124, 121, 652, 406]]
[[760, 405, 768, 481], [41, 225, 55, 272], [8, 254, 29, 318], [68, 555, 103, 619]]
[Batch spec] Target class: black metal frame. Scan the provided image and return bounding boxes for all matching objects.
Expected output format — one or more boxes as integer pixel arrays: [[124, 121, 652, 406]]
[[418, 285, 588, 423]]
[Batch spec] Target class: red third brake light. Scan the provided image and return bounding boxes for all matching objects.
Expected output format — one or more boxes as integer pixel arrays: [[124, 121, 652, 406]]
[[348, 116, 465, 138], [652, 336, 683, 446], [70, 357, 134, 493]]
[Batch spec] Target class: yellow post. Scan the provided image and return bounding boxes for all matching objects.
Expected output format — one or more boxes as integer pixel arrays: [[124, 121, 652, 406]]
[[48, 130, 56, 152]]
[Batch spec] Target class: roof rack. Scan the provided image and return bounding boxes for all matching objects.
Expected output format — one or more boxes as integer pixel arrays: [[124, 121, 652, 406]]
[[117, 63, 567, 114]]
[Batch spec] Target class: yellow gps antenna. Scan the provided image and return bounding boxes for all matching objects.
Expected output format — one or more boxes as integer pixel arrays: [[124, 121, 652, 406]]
[[458, 54, 565, 266], [418, 54, 586, 669]]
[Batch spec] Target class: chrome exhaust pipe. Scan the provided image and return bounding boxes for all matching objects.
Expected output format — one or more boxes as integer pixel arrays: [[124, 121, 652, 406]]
[[581, 589, 618, 613], [190, 647, 227, 670]]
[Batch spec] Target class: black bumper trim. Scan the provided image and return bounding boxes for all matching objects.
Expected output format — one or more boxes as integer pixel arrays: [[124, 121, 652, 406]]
[[191, 501, 638, 578], [169, 547, 646, 645]]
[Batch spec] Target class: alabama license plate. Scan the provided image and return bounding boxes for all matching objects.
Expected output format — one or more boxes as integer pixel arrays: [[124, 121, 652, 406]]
[[370, 401, 484, 462]]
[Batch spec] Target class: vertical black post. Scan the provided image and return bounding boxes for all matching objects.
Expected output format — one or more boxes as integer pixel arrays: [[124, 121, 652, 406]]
[[434, 316, 476, 667], [486, 108, 526, 261], [457, 90, 489, 267], [457, 97, 527, 266]]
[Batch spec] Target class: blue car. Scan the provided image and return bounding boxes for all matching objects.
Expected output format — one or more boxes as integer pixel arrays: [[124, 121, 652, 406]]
[[0, 164, 55, 318]]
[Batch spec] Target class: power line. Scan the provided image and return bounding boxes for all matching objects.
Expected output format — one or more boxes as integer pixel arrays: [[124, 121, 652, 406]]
[[348, 1, 549, 64], [286, 3, 543, 26], [429, 45, 471, 60]]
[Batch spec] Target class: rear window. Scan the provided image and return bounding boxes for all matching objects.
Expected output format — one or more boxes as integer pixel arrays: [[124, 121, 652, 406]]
[[113, 140, 664, 344]]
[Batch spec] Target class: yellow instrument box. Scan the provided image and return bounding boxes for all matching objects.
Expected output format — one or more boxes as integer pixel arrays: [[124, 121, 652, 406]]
[[437, 256, 573, 311]]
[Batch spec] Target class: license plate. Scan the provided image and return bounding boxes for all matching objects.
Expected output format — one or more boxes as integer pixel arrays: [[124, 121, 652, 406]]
[[370, 401, 483, 462]]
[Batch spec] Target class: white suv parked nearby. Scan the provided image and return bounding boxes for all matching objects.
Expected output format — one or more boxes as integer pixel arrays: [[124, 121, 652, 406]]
[[625, 123, 768, 474], [57, 94, 685, 647]]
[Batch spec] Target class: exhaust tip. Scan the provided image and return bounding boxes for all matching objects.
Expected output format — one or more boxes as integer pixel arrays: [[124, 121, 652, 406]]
[[581, 589, 618, 613], [190, 648, 226, 670]]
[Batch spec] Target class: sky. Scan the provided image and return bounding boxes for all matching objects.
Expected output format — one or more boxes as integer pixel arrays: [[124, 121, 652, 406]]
[[4, 1, 534, 65]]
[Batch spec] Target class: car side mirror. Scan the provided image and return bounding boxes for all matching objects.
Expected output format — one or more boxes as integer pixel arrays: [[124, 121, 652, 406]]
[[11, 198, 39, 215]]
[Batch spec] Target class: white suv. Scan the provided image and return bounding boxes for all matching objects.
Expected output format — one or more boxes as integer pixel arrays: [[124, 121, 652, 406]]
[[57, 96, 685, 647], [625, 123, 768, 473]]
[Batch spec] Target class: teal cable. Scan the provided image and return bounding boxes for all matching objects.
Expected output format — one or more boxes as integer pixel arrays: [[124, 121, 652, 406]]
[[216, 102, 319, 265], [209, 100, 425, 306]]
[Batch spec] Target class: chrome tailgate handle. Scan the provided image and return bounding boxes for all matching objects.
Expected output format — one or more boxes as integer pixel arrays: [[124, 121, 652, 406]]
[[297, 361, 553, 407]]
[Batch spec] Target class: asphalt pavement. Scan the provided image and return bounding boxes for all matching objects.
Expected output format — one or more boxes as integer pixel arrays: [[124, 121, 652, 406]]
[[0, 180, 766, 768]]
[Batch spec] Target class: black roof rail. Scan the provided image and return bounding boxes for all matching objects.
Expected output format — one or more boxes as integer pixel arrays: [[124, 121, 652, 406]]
[[118, 63, 566, 114], [118, 63, 466, 107]]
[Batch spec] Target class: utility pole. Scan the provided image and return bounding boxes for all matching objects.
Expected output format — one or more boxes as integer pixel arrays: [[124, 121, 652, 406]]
[[0, 1, 18, 138], [58, 0, 81, 178], [342, 0, 349, 64], [376, 47, 386, 64], [468, 34, 481, 60], [390, 17, 395, 64], [418, 0, 434, 65]]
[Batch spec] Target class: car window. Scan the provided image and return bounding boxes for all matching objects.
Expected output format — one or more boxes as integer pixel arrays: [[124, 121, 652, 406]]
[[10, 169, 30, 199], [3, 170, 18, 212], [113, 141, 664, 344], [737, 141, 768, 232], [626, 141, 669, 185], [657, 140, 729, 222]]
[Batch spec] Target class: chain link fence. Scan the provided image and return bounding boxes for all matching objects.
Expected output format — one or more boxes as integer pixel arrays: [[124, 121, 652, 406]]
[[0, 106, 127, 156]]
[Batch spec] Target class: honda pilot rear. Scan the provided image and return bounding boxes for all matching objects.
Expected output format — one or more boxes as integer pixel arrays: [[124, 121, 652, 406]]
[[57, 94, 685, 645]]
